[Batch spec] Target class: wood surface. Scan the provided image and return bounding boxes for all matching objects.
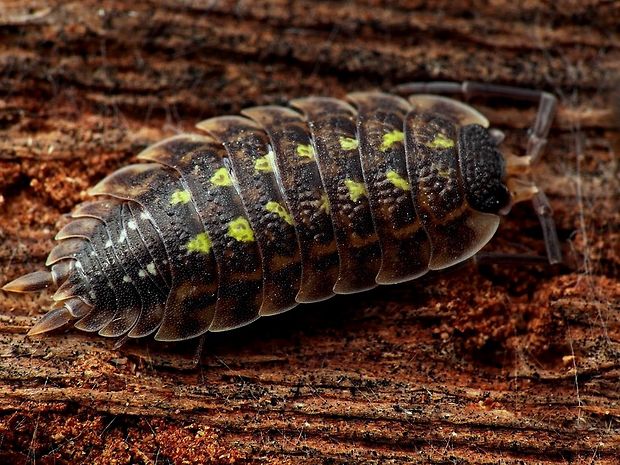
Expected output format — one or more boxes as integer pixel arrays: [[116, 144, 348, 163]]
[[0, 1, 618, 463]]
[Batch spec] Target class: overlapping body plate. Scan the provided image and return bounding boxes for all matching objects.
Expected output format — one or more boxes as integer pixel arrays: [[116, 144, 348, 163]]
[[242, 106, 340, 303], [291, 97, 381, 294], [405, 107, 499, 270], [197, 116, 302, 315], [90, 162, 220, 340], [138, 135, 264, 333], [348, 92, 432, 283]]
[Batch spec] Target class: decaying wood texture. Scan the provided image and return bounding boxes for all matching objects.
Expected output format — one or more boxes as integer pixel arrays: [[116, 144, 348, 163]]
[[0, 1, 619, 463]]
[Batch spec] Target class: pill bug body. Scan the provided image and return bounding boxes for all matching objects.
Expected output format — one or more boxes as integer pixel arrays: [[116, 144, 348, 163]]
[[3, 82, 561, 342]]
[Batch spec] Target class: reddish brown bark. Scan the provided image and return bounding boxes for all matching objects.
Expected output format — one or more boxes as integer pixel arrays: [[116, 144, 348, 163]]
[[0, 1, 618, 463]]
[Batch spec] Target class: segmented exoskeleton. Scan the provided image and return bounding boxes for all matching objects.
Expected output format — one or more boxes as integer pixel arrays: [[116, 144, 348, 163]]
[[3, 81, 562, 342]]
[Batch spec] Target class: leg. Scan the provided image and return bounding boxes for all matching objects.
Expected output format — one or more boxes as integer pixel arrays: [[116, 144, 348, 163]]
[[192, 334, 206, 367], [113, 334, 130, 350], [531, 190, 563, 265], [393, 81, 558, 161]]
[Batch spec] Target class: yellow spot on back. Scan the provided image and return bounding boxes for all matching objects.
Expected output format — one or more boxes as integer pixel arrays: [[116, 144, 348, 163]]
[[319, 193, 330, 214], [345, 179, 367, 202], [426, 133, 455, 149], [170, 189, 192, 205], [186, 232, 212, 254], [386, 170, 410, 191], [296, 144, 315, 159], [265, 201, 294, 225], [210, 167, 233, 187], [227, 217, 254, 242], [380, 130, 404, 152], [254, 150, 274, 173], [339, 136, 359, 151]]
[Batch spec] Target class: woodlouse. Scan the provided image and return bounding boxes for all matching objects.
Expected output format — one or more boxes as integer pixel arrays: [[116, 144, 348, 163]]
[[3, 81, 562, 343]]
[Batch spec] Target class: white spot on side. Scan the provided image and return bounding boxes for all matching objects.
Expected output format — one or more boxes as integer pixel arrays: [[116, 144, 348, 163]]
[[140, 211, 152, 221], [105, 240, 113, 249], [138, 269, 147, 278], [146, 262, 156, 275], [74, 260, 85, 274], [123, 275, 132, 283], [89, 290, 97, 300], [118, 229, 127, 244], [127, 220, 138, 230]]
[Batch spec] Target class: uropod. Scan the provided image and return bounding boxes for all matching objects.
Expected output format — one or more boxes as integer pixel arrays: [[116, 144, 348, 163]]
[[3, 81, 562, 344]]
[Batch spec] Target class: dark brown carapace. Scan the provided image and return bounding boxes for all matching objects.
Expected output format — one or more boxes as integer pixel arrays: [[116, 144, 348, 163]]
[[3, 81, 561, 342]]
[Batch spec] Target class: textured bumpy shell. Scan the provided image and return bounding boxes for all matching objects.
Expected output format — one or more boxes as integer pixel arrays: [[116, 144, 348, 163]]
[[8, 92, 508, 342]]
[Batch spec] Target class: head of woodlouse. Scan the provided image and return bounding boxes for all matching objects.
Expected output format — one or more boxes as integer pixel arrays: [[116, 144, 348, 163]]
[[459, 122, 562, 265], [458, 124, 512, 215]]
